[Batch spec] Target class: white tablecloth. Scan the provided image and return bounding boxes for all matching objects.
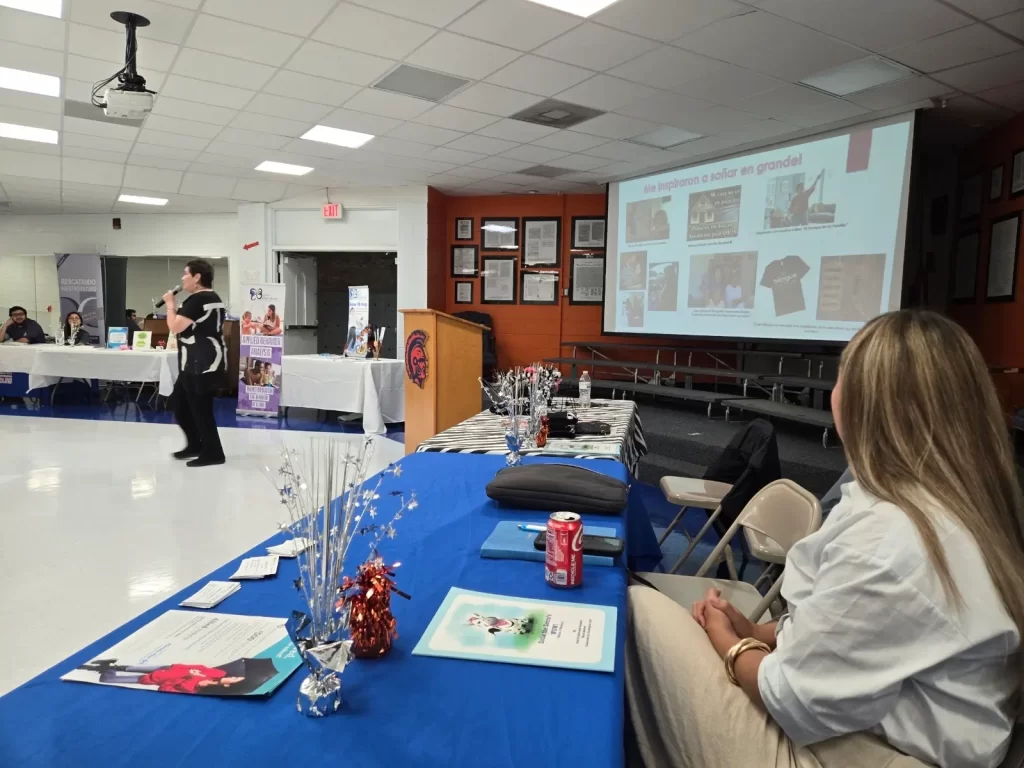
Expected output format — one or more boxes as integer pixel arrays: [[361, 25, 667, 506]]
[[0, 344, 179, 396], [281, 355, 405, 435]]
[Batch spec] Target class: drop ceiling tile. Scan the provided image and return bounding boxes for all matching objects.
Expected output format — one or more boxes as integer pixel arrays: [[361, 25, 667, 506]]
[[886, 23, 1020, 73], [445, 165, 502, 179], [64, 55, 165, 92], [610, 46, 726, 92], [553, 76, 654, 113], [756, 0, 970, 51], [131, 143, 201, 162], [847, 76, 955, 110], [202, 0, 335, 36], [0, 89, 60, 115], [314, 3, 436, 59], [975, 80, 1024, 110], [195, 154, 258, 171], [0, 6, 66, 51], [172, 49, 278, 89], [583, 140, 670, 163], [476, 119, 559, 143], [151, 95, 239, 126], [423, 146, 486, 164], [122, 165, 183, 193], [445, 83, 541, 117], [589, 160, 648, 178], [595, 0, 748, 42], [406, 32, 521, 80], [142, 114, 223, 139], [735, 84, 836, 119], [0, 41, 64, 78], [157, 76, 256, 110], [68, 24, 178, 71], [214, 127, 291, 150], [342, 89, 433, 120], [348, 0, 479, 27], [232, 179, 288, 202], [62, 116, 139, 141], [245, 93, 334, 123], [676, 11, 863, 82], [716, 118, 796, 144], [572, 113, 659, 140], [125, 153, 192, 171], [470, 156, 534, 172], [445, 134, 521, 155], [616, 91, 714, 128], [989, 9, 1024, 36], [488, 172, 540, 186], [229, 112, 312, 137], [0, 137, 59, 155], [366, 137, 435, 159], [530, 130, 609, 153], [186, 14, 303, 67], [462, 180, 528, 193], [70, 0, 196, 44], [63, 79, 99, 104], [322, 108, 405, 135], [261, 71, 360, 109], [933, 49, 1024, 92], [785, 99, 869, 128], [944, 0, 1024, 18], [287, 41, 396, 86], [547, 152, 613, 171], [136, 129, 210, 151], [668, 104, 761, 134], [499, 144, 569, 163], [413, 105, 499, 132], [387, 122, 465, 145], [62, 133, 134, 153], [536, 23, 657, 72], [674, 62, 785, 106], [449, 0, 581, 51], [486, 56, 593, 97], [62, 157, 124, 186]]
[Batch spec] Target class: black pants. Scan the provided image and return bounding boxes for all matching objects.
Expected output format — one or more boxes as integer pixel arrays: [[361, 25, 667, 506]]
[[172, 371, 224, 461]]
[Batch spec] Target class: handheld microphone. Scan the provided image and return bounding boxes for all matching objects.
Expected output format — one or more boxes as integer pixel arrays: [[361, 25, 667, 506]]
[[155, 285, 181, 309]]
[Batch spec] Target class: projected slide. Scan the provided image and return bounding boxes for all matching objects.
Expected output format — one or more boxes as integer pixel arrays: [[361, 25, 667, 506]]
[[604, 114, 914, 342]]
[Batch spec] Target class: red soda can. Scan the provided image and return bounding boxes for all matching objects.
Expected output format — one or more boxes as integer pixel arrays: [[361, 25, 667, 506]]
[[545, 511, 583, 588]]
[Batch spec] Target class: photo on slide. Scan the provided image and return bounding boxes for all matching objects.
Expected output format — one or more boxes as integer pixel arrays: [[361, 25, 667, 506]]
[[625, 197, 671, 244], [647, 262, 680, 312], [619, 292, 645, 328], [816, 253, 886, 322], [763, 171, 835, 229], [760, 255, 811, 317], [619, 250, 647, 290], [687, 185, 741, 241], [687, 251, 758, 310]]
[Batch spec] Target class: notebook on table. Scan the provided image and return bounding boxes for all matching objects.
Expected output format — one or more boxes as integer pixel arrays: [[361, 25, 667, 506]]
[[480, 520, 619, 567]]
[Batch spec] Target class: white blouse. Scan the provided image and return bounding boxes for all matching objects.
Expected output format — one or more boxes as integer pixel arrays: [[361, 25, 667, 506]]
[[758, 481, 1019, 768]]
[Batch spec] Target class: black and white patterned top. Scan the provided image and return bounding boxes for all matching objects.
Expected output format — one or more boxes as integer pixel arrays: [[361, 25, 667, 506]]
[[416, 399, 648, 476], [177, 290, 227, 376]]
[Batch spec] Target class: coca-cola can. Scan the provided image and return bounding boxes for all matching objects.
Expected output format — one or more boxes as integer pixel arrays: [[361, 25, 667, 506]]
[[545, 511, 583, 588]]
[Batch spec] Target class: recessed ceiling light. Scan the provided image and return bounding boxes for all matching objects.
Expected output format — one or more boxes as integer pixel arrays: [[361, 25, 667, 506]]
[[255, 160, 314, 176], [524, 0, 620, 17], [0, 122, 57, 144], [118, 194, 168, 206], [630, 126, 702, 149], [301, 125, 374, 149], [801, 57, 912, 97], [0, 67, 60, 98], [0, 0, 61, 17]]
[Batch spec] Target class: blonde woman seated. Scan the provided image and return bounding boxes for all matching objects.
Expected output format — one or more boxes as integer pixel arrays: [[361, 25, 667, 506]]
[[627, 310, 1023, 768]]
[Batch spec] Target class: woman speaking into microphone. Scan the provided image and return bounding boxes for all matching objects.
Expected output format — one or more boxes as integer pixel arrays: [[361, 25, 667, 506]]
[[162, 260, 227, 467]]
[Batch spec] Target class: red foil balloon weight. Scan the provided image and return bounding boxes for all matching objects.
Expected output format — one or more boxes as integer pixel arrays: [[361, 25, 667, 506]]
[[340, 558, 408, 659]]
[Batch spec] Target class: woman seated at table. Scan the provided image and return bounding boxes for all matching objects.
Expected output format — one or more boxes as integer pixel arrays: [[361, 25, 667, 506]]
[[627, 309, 1024, 768], [61, 312, 90, 346]]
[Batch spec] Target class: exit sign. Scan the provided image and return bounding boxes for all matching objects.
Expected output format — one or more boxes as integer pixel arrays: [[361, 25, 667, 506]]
[[322, 202, 342, 219]]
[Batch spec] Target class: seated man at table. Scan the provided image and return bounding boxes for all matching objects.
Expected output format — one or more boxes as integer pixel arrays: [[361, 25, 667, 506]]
[[126, 308, 141, 345], [1, 306, 46, 344]]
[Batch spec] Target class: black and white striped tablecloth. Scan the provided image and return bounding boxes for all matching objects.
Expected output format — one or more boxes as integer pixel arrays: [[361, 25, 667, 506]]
[[415, 399, 648, 476]]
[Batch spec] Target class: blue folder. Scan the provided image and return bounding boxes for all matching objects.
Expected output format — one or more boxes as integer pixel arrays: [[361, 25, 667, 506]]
[[480, 520, 618, 567]]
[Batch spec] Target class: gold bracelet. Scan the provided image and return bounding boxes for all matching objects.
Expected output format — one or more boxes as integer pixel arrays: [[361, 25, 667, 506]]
[[724, 638, 771, 685]]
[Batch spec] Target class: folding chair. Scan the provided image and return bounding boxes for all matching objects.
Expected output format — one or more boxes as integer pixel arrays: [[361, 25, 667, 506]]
[[635, 479, 821, 622]]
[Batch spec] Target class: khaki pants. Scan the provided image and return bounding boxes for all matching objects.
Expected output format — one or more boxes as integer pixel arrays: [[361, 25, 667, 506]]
[[625, 585, 930, 768]]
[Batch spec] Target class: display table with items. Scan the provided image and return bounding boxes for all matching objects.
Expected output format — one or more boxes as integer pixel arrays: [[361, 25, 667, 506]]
[[0, 452, 661, 768], [280, 354, 404, 435], [0, 344, 178, 398], [416, 398, 648, 477]]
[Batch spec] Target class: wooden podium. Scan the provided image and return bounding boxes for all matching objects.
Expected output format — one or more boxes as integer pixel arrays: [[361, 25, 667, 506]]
[[400, 309, 489, 454]]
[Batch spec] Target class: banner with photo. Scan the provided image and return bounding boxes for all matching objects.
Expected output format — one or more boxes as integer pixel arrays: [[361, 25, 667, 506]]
[[237, 283, 285, 417], [55, 253, 105, 344], [345, 285, 370, 356]]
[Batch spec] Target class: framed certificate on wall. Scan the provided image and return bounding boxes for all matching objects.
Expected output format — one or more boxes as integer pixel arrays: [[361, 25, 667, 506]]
[[986, 213, 1020, 301], [481, 218, 519, 252], [481, 257, 516, 304], [451, 245, 478, 277]]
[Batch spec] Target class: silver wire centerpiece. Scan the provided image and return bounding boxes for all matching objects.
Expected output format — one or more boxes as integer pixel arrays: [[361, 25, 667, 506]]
[[480, 364, 560, 466], [271, 437, 414, 717]]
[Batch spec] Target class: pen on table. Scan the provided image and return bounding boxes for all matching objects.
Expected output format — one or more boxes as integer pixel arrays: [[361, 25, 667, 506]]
[[518, 524, 546, 533]]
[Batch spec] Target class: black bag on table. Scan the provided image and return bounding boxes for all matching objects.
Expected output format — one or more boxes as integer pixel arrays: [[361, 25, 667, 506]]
[[485, 464, 628, 515]]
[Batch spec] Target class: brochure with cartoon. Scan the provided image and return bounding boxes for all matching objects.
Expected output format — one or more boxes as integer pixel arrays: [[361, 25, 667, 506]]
[[412, 587, 616, 673], [61, 611, 302, 697]]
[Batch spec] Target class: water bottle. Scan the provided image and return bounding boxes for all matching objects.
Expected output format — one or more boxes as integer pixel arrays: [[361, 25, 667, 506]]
[[579, 370, 592, 409]]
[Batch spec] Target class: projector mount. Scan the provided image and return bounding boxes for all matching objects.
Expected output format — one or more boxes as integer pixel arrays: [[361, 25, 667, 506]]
[[91, 11, 154, 108]]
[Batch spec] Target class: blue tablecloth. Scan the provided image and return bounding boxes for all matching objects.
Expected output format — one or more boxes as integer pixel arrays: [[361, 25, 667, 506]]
[[0, 452, 661, 768]]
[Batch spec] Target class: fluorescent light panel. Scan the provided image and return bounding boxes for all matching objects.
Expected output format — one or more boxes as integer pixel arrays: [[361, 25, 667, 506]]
[[0, 0, 61, 17], [0, 66, 60, 97], [118, 194, 167, 206], [255, 160, 313, 176], [524, 0, 620, 17], [801, 57, 912, 97], [301, 124, 374, 149], [0, 121, 57, 144], [631, 126, 702, 149]]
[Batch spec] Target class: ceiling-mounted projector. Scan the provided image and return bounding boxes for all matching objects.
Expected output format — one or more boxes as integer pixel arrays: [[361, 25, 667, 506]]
[[92, 11, 156, 120]]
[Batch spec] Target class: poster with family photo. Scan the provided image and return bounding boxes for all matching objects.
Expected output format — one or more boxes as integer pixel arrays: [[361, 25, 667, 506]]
[[522, 217, 561, 267], [572, 217, 606, 249], [687, 251, 758, 310], [482, 257, 516, 304], [570, 254, 604, 304], [647, 262, 680, 311], [481, 218, 519, 251], [520, 271, 559, 305], [451, 245, 478, 277], [455, 217, 474, 241], [626, 198, 671, 244], [619, 250, 647, 291]]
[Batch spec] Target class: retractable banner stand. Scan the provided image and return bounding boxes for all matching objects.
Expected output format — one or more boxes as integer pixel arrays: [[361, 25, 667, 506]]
[[237, 283, 286, 417], [345, 285, 370, 356], [55, 253, 105, 343]]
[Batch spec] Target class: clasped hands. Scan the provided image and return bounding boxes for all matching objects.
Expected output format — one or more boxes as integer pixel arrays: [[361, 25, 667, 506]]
[[693, 587, 760, 659]]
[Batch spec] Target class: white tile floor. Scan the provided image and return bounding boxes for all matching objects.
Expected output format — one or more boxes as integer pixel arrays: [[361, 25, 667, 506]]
[[0, 416, 404, 695]]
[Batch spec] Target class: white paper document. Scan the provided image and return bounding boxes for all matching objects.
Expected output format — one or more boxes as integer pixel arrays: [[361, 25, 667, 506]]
[[230, 555, 280, 580], [266, 538, 311, 558], [180, 581, 241, 609]]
